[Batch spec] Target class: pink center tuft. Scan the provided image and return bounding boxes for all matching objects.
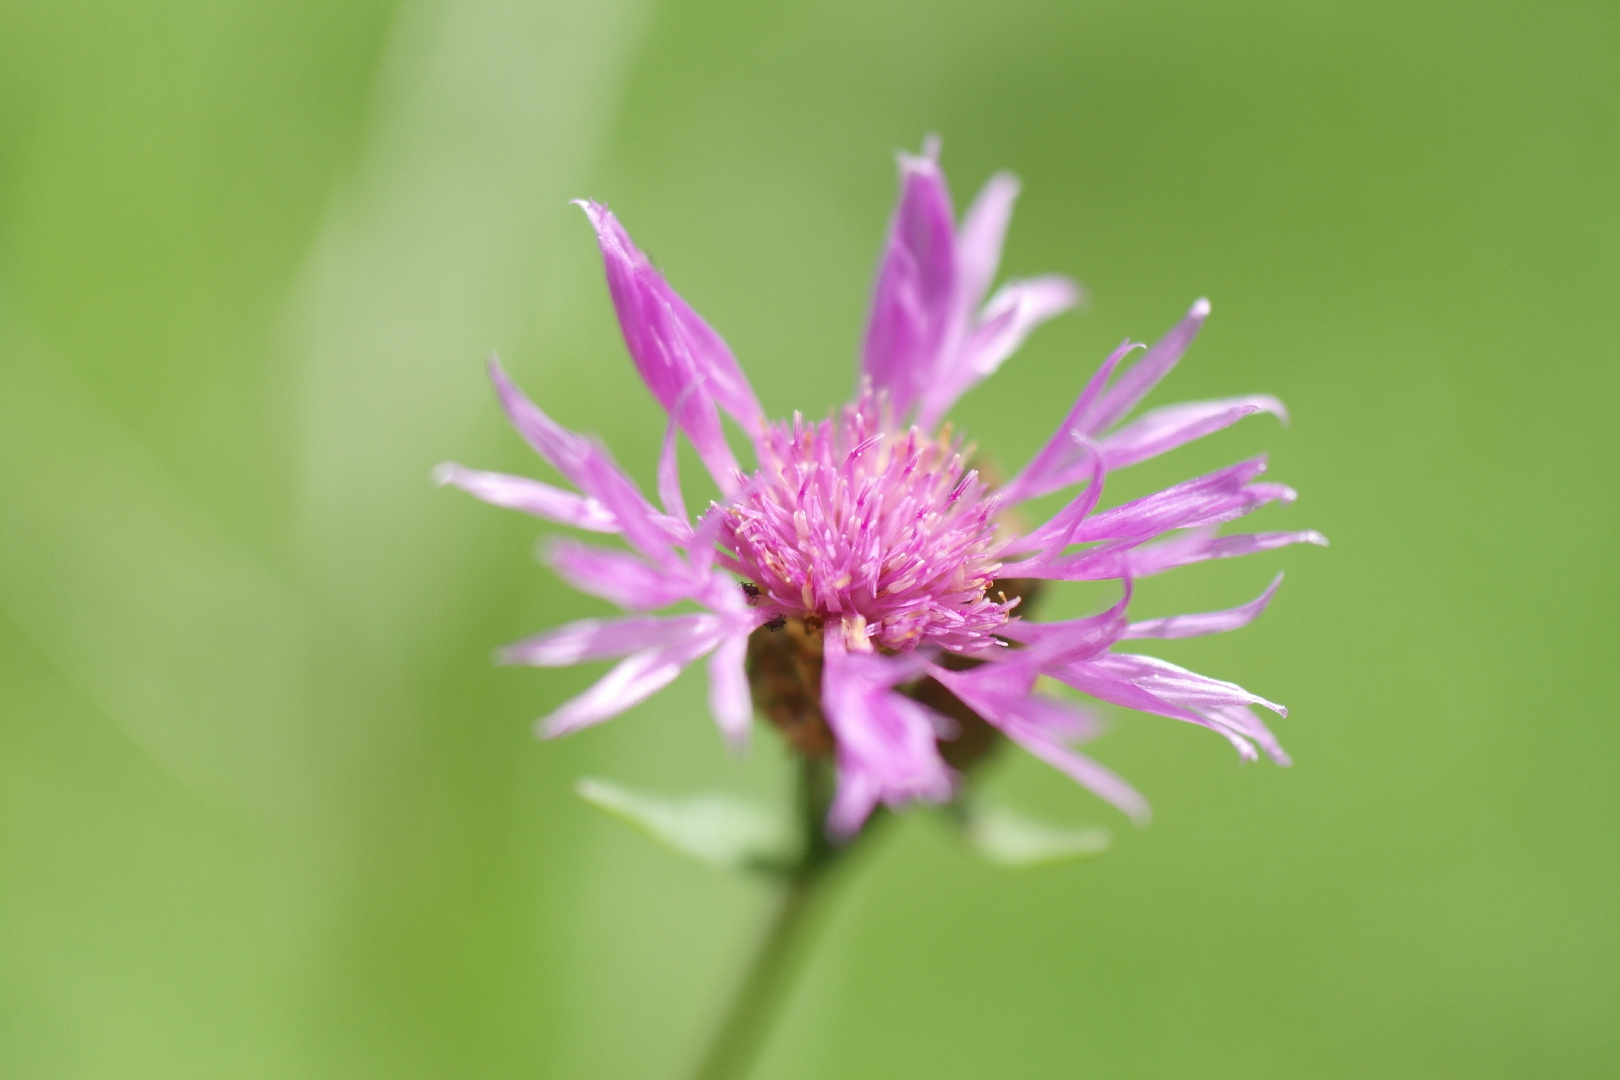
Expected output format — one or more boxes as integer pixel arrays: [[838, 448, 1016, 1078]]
[[721, 395, 1014, 653]]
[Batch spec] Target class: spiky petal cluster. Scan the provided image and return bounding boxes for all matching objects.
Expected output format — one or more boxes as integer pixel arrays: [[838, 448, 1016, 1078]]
[[722, 396, 1010, 654], [438, 141, 1324, 836]]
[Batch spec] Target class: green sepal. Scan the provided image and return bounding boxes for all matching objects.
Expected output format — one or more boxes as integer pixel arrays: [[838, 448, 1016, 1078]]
[[575, 777, 798, 876], [954, 800, 1111, 868]]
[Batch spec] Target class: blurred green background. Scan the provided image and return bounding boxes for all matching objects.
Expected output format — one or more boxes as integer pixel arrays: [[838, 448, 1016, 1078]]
[[2, 0, 1616, 1076]]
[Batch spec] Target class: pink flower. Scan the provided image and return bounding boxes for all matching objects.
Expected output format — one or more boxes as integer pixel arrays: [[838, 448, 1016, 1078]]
[[439, 141, 1324, 837]]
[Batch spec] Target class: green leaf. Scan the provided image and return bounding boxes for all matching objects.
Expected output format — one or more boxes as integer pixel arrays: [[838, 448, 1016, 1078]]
[[956, 802, 1111, 868], [575, 777, 797, 875]]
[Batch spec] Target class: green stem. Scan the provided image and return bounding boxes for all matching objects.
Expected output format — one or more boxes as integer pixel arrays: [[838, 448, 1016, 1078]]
[[686, 759, 850, 1080], [686, 865, 826, 1080]]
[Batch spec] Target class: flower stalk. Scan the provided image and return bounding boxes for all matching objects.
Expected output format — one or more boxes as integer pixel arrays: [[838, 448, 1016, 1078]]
[[688, 758, 857, 1080]]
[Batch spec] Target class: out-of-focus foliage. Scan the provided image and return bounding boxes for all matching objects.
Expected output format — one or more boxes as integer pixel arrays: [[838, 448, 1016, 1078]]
[[575, 778, 796, 875], [1, 1, 1615, 1077]]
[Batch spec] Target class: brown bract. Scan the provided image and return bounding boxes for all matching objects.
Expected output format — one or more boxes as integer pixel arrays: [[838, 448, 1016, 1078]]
[[745, 577, 1044, 771], [746, 616, 834, 758]]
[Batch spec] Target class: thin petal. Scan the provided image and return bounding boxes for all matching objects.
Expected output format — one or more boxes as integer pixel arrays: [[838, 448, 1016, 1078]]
[[707, 632, 753, 750], [546, 539, 701, 611], [860, 148, 958, 418], [821, 634, 955, 838], [539, 632, 720, 738], [1099, 395, 1288, 470], [686, 501, 733, 584], [998, 692, 1107, 743], [433, 462, 618, 532], [656, 410, 688, 523], [933, 654, 1038, 699], [955, 171, 1020, 313], [1047, 661, 1259, 758], [825, 770, 881, 843], [1175, 482, 1296, 530], [501, 613, 720, 667], [571, 442, 686, 566], [576, 201, 750, 488], [1012, 527, 1325, 582], [1007, 441, 1104, 555], [1000, 339, 1141, 505], [916, 275, 1080, 430], [487, 361, 679, 556], [927, 665, 1148, 821], [996, 582, 1132, 664], [658, 287, 765, 439], [1049, 661, 1209, 725], [1127, 528, 1329, 577], [1003, 724, 1151, 822], [1009, 458, 1281, 572], [488, 358, 600, 487], [1087, 299, 1211, 433], [1093, 653, 1287, 717], [999, 537, 1146, 582], [1073, 458, 1269, 543], [967, 276, 1082, 373], [1126, 573, 1284, 639], [1203, 704, 1291, 766]]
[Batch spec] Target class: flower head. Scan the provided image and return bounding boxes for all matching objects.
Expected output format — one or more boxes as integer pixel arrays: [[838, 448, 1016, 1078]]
[[723, 392, 1011, 655], [439, 140, 1324, 837]]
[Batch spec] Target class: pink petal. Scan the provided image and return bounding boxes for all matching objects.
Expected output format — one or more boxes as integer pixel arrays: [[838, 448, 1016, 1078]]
[[658, 288, 765, 440], [932, 656, 1038, 700], [824, 770, 882, 843], [954, 171, 1020, 314], [1046, 661, 1259, 758], [1006, 459, 1288, 574], [1007, 441, 1104, 555], [928, 665, 1147, 821], [539, 634, 720, 738], [487, 361, 679, 559], [998, 537, 1145, 582], [1093, 653, 1287, 717], [656, 410, 688, 522], [1074, 458, 1269, 543], [1001, 722, 1151, 822], [1126, 573, 1284, 639], [1173, 483, 1296, 532], [916, 275, 1081, 430], [1086, 298, 1211, 433], [1127, 528, 1329, 577], [1000, 339, 1141, 505], [546, 539, 702, 611], [861, 146, 958, 419], [488, 358, 600, 485], [685, 502, 732, 583], [706, 632, 753, 750], [1099, 395, 1288, 470], [576, 201, 752, 488], [500, 613, 721, 666], [996, 583, 1132, 664], [570, 441, 688, 566], [433, 462, 618, 532], [821, 634, 955, 838], [1001, 692, 1107, 743], [1202, 704, 1291, 766]]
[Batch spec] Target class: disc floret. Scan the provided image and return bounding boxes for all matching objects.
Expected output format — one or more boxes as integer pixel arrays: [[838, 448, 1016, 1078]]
[[720, 393, 1012, 655]]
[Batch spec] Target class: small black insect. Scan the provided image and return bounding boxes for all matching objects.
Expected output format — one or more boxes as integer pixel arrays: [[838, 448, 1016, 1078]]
[[764, 615, 787, 632], [740, 581, 762, 606]]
